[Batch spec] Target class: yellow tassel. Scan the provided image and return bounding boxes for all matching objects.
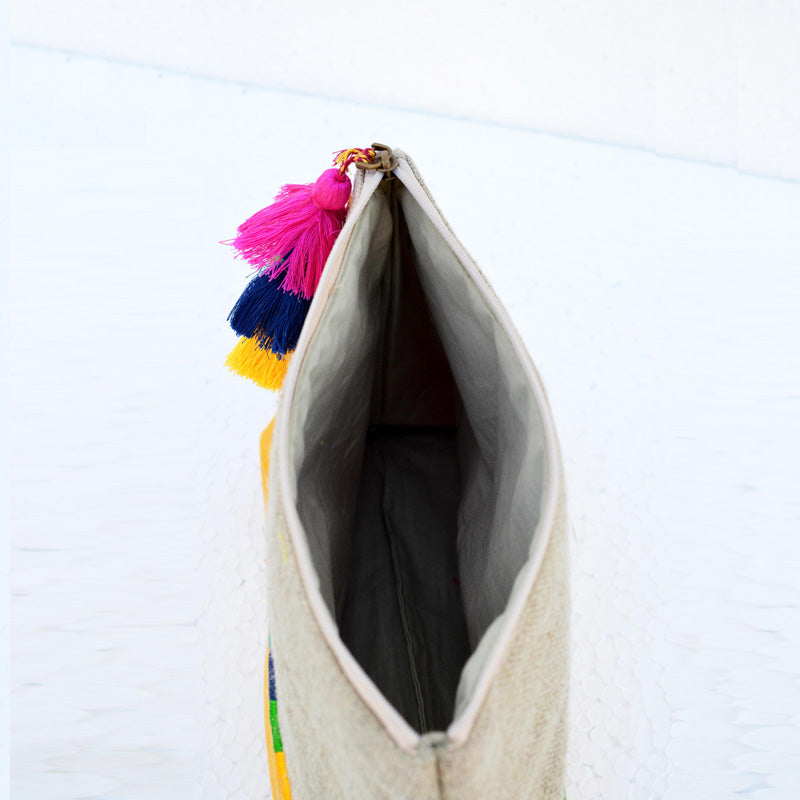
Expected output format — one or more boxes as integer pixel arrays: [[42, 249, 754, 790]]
[[225, 336, 291, 391]]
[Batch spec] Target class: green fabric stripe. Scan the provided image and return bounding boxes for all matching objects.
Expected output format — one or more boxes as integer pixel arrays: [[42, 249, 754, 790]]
[[270, 699, 283, 752]]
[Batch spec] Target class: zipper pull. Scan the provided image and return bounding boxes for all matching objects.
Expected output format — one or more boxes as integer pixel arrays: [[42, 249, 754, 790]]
[[354, 143, 398, 178]]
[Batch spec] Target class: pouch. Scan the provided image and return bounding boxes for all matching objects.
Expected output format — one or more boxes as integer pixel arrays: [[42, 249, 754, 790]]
[[251, 147, 568, 799]]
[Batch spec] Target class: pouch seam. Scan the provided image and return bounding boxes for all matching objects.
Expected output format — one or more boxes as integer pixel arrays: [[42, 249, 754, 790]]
[[378, 437, 429, 733]]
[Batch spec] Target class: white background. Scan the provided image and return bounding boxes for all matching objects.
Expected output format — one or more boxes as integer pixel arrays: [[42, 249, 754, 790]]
[[9, 0, 800, 180], [4, 4, 800, 800]]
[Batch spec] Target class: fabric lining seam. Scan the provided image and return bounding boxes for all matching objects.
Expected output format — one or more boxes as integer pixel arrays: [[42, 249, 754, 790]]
[[378, 438, 428, 733]]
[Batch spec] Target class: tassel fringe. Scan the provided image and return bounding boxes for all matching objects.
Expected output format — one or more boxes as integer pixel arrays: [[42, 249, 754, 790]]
[[229, 170, 350, 299], [224, 146, 379, 391], [228, 271, 311, 355], [225, 337, 292, 391]]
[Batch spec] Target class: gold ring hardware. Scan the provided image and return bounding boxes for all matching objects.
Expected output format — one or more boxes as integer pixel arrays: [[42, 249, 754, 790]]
[[355, 143, 398, 175]]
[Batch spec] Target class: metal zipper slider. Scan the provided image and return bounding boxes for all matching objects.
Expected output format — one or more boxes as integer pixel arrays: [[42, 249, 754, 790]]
[[355, 143, 398, 178]]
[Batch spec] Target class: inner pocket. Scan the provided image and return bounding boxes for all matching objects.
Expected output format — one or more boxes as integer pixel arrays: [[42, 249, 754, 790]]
[[338, 428, 470, 732]]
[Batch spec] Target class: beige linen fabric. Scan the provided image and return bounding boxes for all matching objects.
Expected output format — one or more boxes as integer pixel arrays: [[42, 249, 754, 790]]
[[262, 150, 569, 799]]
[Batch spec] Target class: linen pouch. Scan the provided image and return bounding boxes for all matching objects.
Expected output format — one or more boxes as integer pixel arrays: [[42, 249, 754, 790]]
[[258, 149, 568, 800]]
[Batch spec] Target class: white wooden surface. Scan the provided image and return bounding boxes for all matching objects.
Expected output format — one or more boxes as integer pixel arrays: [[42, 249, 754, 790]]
[[7, 46, 800, 799]]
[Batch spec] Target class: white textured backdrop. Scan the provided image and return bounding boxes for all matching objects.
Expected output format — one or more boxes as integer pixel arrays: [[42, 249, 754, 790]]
[[9, 0, 800, 180], [8, 44, 800, 800]]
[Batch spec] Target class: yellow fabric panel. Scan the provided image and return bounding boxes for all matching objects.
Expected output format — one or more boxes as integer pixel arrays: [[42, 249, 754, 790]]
[[261, 416, 292, 798], [260, 418, 288, 563], [260, 418, 276, 500], [271, 752, 292, 800]]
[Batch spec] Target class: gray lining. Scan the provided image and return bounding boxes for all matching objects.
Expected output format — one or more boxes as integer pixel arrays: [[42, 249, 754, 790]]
[[288, 175, 549, 732]]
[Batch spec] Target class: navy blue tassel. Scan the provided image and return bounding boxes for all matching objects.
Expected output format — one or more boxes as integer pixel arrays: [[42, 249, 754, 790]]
[[228, 271, 312, 355]]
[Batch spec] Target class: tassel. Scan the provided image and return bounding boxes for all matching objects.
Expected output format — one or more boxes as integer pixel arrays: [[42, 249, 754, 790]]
[[224, 146, 379, 392], [229, 168, 352, 299], [225, 336, 292, 391], [228, 270, 311, 355]]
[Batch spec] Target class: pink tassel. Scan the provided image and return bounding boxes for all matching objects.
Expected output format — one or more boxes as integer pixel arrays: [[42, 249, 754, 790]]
[[230, 168, 352, 299]]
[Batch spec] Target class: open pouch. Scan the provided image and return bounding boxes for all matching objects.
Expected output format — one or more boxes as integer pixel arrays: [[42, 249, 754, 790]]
[[262, 149, 568, 800]]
